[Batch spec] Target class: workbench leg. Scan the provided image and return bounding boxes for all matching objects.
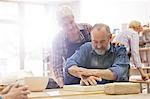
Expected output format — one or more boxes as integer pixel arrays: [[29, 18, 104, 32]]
[[147, 83, 150, 93], [140, 83, 142, 93]]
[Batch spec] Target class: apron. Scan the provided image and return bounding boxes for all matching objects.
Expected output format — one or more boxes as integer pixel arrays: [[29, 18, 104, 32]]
[[66, 30, 90, 59]]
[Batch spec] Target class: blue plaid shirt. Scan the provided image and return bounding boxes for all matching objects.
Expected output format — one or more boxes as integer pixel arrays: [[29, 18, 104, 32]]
[[64, 42, 130, 85]]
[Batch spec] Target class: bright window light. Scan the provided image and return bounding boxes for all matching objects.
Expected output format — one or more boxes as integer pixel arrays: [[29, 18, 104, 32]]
[[0, 1, 59, 76], [80, 0, 150, 30]]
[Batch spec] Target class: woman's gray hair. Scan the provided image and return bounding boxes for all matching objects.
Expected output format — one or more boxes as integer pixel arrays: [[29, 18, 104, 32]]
[[56, 5, 74, 20]]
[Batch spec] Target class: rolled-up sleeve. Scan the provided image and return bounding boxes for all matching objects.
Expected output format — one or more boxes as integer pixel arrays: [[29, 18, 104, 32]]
[[109, 46, 130, 81]]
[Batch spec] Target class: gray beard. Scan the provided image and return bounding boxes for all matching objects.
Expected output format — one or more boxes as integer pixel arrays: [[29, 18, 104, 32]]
[[94, 44, 110, 55], [95, 49, 106, 55]]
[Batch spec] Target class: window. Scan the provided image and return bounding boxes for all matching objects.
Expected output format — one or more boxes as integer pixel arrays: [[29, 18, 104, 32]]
[[0, 2, 20, 74], [0, 0, 79, 76]]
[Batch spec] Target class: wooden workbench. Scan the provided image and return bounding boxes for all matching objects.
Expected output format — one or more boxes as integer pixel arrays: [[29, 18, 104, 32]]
[[29, 85, 150, 99]]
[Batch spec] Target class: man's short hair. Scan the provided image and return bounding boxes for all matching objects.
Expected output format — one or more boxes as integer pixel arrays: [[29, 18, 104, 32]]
[[92, 23, 111, 34]]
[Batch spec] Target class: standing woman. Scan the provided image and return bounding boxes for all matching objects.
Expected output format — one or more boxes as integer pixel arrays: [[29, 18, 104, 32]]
[[113, 20, 149, 80], [51, 6, 92, 87], [143, 25, 150, 67]]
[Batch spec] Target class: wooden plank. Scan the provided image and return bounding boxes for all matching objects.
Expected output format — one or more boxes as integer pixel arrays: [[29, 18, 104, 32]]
[[104, 82, 141, 95], [63, 85, 104, 92]]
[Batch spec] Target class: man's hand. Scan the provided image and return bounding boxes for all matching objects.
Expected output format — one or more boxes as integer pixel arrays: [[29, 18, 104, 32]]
[[112, 42, 124, 46], [68, 66, 100, 78], [80, 76, 102, 86]]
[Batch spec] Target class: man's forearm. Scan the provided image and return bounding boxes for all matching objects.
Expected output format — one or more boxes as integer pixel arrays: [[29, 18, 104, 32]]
[[68, 65, 81, 78], [88, 69, 117, 80], [68, 66, 117, 80]]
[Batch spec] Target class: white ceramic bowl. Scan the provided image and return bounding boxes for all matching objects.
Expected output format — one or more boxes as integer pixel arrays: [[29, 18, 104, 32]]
[[24, 77, 49, 92]]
